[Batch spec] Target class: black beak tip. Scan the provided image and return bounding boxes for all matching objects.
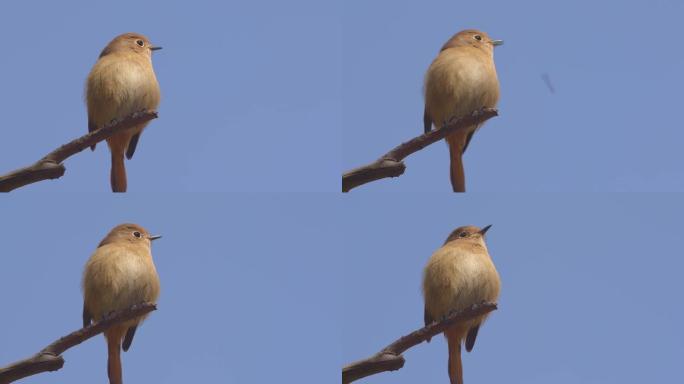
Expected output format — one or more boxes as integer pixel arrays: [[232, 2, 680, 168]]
[[480, 225, 492, 235]]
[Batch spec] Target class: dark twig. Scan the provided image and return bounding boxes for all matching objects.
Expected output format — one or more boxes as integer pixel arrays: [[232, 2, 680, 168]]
[[341, 302, 497, 383], [0, 110, 158, 192], [342, 108, 498, 192], [0, 302, 157, 383]]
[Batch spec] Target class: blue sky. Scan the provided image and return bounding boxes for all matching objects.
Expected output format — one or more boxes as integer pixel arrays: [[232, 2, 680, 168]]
[[0, 0, 340, 192], [343, 0, 684, 192], [3, 1, 684, 384], [0, 194, 340, 383], [342, 194, 684, 383]]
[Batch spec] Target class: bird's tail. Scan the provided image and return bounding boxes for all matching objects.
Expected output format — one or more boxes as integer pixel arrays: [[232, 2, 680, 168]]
[[446, 333, 464, 384], [447, 137, 465, 192], [110, 151, 127, 192], [106, 327, 125, 384]]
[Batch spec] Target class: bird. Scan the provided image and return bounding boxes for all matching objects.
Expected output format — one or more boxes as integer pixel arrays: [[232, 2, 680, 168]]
[[423, 29, 502, 192], [422, 225, 501, 384], [82, 223, 161, 384], [85, 33, 162, 192]]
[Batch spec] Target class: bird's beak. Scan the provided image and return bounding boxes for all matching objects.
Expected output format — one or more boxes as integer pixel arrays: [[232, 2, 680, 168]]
[[148, 235, 162, 241], [479, 225, 492, 235], [491, 40, 503, 47], [150, 46, 163, 51]]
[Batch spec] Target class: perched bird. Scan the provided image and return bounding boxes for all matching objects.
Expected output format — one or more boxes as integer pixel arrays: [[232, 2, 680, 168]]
[[82, 224, 161, 384], [423, 30, 502, 192], [423, 225, 500, 384], [86, 33, 162, 192]]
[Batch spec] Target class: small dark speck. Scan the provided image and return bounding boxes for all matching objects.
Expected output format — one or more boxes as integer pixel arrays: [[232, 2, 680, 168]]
[[541, 73, 555, 94]]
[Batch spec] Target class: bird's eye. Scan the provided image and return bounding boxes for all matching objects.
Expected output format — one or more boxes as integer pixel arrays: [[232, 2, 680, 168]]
[[459, 231, 468, 238], [133, 231, 142, 238], [136, 39, 145, 47], [474, 35, 482, 41]]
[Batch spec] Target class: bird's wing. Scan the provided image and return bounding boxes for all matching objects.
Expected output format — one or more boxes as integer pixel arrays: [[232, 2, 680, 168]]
[[82, 303, 92, 328], [424, 306, 434, 342], [88, 118, 98, 151], [423, 105, 433, 134], [122, 325, 137, 352], [465, 324, 479, 352], [424, 306, 434, 326], [126, 133, 141, 160]]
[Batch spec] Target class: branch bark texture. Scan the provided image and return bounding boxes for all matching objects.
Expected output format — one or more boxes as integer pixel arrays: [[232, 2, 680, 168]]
[[0, 110, 158, 192], [342, 108, 498, 192], [341, 302, 497, 383], [0, 302, 157, 384]]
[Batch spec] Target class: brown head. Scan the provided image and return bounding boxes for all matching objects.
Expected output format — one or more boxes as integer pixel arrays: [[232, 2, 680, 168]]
[[443, 224, 491, 245], [99, 32, 162, 59], [440, 29, 503, 54], [98, 223, 161, 248]]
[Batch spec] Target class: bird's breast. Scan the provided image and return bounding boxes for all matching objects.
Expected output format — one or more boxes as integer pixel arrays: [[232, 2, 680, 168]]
[[83, 245, 160, 320], [425, 49, 500, 126], [423, 245, 500, 318], [87, 55, 160, 125]]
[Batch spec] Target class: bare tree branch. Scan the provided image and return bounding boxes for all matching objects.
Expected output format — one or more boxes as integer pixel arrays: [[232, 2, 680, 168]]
[[342, 302, 497, 384], [0, 110, 158, 192], [0, 302, 157, 383], [342, 108, 498, 192]]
